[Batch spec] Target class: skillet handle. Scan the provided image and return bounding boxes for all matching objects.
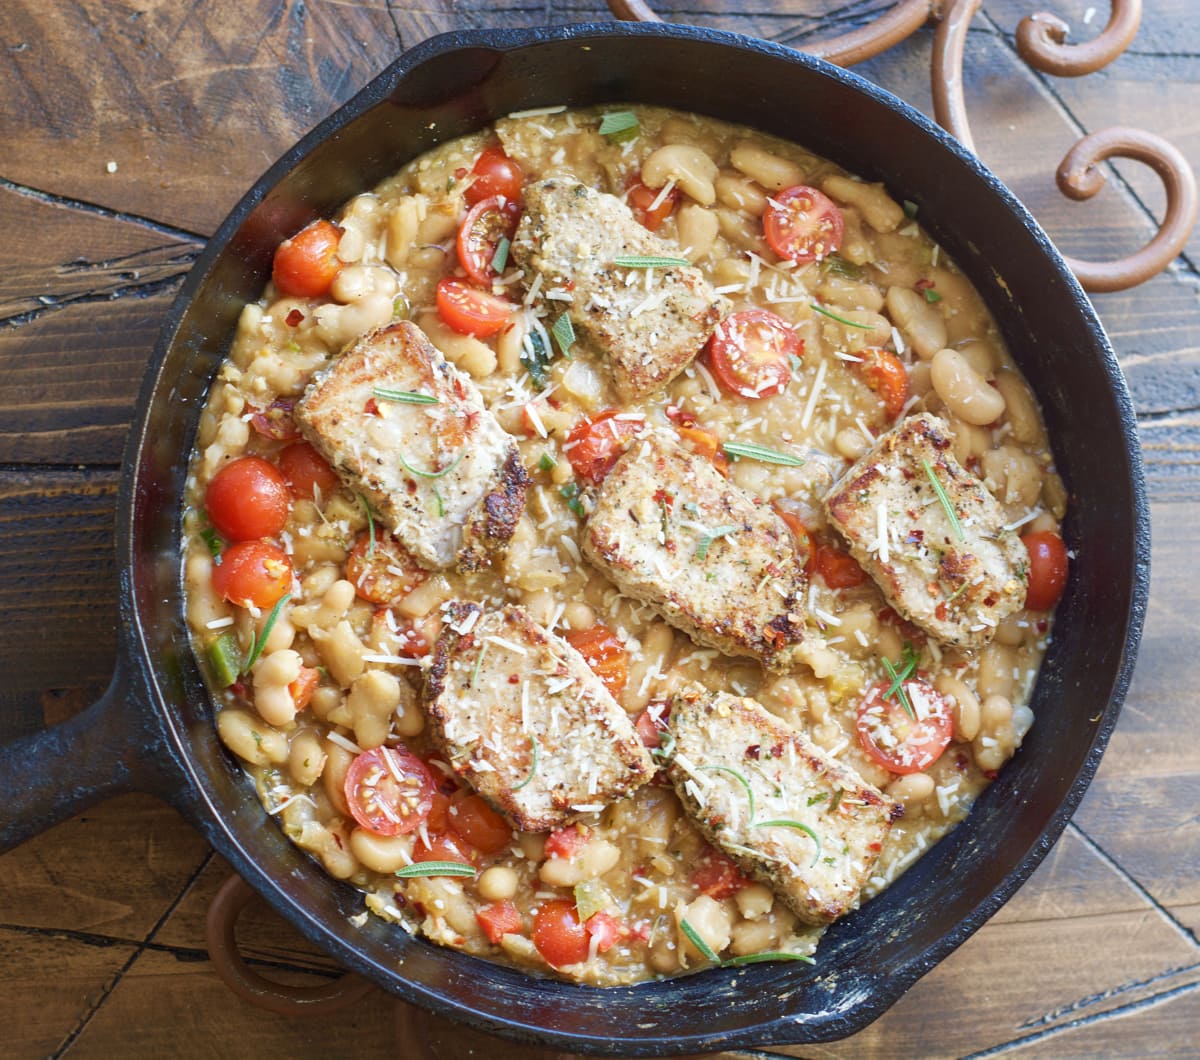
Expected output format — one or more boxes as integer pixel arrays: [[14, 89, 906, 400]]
[[0, 658, 168, 853]]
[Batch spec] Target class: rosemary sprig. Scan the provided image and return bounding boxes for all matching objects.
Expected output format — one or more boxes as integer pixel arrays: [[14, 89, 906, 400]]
[[811, 302, 876, 330], [513, 735, 539, 790], [395, 862, 476, 878], [751, 818, 822, 866], [612, 254, 690, 269], [243, 593, 292, 673], [699, 765, 756, 822], [921, 458, 965, 542], [680, 918, 720, 963], [722, 441, 805, 467], [723, 951, 815, 966], [398, 449, 466, 480], [881, 656, 915, 719], [372, 386, 439, 405], [695, 524, 739, 561]]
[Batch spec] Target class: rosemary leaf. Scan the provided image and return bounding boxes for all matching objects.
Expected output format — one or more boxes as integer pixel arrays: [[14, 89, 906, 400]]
[[372, 386, 439, 405], [243, 593, 292, 673], [612, 254, 690, 269], [921, 458, 965, 542], [811, 302, 876, 330], [699, 765, 756, 822], [680, 918, 720, 963], [722, 441, 805, 467], [395, 862, 476, 878]]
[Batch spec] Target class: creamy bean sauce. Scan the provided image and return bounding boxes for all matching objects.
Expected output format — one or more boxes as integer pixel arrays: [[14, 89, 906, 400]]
[[183, 105, 1065, 985]]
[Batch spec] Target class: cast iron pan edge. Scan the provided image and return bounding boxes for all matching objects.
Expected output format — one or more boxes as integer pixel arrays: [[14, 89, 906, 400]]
[[8, 21, 1149, 1057]]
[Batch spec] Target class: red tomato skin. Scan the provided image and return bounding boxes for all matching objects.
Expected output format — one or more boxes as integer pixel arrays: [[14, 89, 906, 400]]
[[277, 442, 339, 500], [691, 848, 751, 899], [456, 196, 521, 284], [272, 220, 343, 298], [477, 900, 523, 944], [344, 747, 437, 837], [585, 911, 622, 953], [707, 309, 798, 399], [543, 825, 587, 861], [628, 178, 680, 231], [773, 507, 815, 572], [345, 530, 426, 605], [813, 542, 867, 589], [448, 794, 513, 855], [435, 277, 512, 338], [288, 666, 320, 712], [763, 185, 844, 264], [855, 347, 910, 421], [564, 624, 629, 698], [413, 831, 479, 868], [533, 899, 590, 967], [856, 679, 954, 775], [565, 410, 643, 484], [211, 540, 294, 609], [634, 703, 670, 749], [205, 456, 291, 541], [1021, 531, 1069, 610], [249, 398, 300, 441], [464, 145, 524, 205]]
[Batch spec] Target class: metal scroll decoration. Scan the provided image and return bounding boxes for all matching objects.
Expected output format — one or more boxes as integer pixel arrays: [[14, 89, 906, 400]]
[[607, 0, 1198, 294]]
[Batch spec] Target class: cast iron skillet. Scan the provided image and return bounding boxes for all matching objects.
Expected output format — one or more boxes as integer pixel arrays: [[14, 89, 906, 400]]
[[0, 22, 1148, 1056]]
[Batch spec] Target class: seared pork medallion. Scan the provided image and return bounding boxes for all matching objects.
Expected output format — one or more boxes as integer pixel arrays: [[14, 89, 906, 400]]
[[184, 104, 1068, 984]]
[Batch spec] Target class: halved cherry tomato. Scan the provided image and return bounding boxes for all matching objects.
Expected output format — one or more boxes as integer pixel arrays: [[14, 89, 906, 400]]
[[763, 185, 844, 264], [635, 702, 671, 750], [585, 911, 622, 954], [448, 794, 513, 855], [463, 145, 524, 206], [856, 678, 954, 775], [854, 347, 910, 421], [345, 530, 426, 605], [1021, 531, 1069, 610], [477, 900, 523, 944], [456, 196, 522, 285], [205, 456, 291, 541], [436, 277, 513, 338], [533, 899, 589, 967], [564, 623, 629, 699], [344, 746, 437, 836], [707, 309, 799, 399], [211, 540, 294, 609], [249, 398, 301, 441], [426, 790, 452, 834], [412, 831, 479, 868], [691, 847, 751, 899], [277, 441, 339, 500], [272, 219, 343, 298], [676, 424, 730, 477], [565, 410, 644, 484], [370, 609, 431, 660], [773, 506, 814, 572], [813, 542, 866, 589], [288, 666, 320, 712], [543, 825, 587, 861], [627, 177, 681, 232]]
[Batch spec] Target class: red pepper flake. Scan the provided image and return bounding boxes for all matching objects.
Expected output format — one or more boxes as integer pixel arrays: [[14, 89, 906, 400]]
[[508, 674, 520, 684], [364, 397, 381, 416], [285, 308, 305, 327]]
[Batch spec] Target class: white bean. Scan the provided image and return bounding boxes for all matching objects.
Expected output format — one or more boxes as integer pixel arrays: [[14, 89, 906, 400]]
[[641, 144, 719, 205], [729, 141, 804, 191], [886, 286, 947, 360], [217, 709, 288, 766], [822, 174, 905, 233], [930, 348, 1006, 425], [675, 203, 719, 262], [252, 649, 303, 727]]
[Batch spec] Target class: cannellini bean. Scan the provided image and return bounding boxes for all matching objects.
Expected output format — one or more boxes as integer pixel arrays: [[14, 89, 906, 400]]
[[715, 170, 768, 215], [292, 578, 355, 631], [386, 195, 426, 269], [729, 141, 804, 191], [834, 427, 870, 461], [993, 368, 1043, 446], [347, 670, 402, 749], [675, 203, 719, 262], [538, 838, 620, 887], [934, 674, 982, 743], [321, 738, 355, 817], [995, 610, 1028, 647], [288, 729, 327, 786], [252, 649, 304, 726], [394, 681, 425, 738], [980, 445, 1041, 509], [419, 313, 496, 379], [817, 275, 885, 313], [716, 207, 767, 254], [734, 883, 775, 920], [310, 620, 366, 687], [349, 828, 413, 874], [217, 709, 288, 766], [957, 339, 998, 378], [947, 414, 991, 465], [314, 292, 394, 349], [886, 286, 947, 360], [622, 622, 675, 713], [978, 642, 1016, 700], [477, 865, 520, 902], [331, 264, 398, 305], [886, 772, 935, 806], [678, 895, 733, 960], [930, 348, 1006, 425], [974, 694, 1016, 771], [313, 821, 358, 879], [563, 602, 596, 631], [396, 574, 452, 619], [641, 143, 719, 205]]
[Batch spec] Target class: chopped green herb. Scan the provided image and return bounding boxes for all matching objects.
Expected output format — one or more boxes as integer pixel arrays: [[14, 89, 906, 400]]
[[395, 862, 476, 878], [372, 386, 439, 405], [700, 765, 756, 821], [359, 493, 375, 560], [613, 254, 690, 269], [286, 340, 301, 353], [680, 918, 720, 963], [881, 656, 915, 719], [651, 730, 676, 762], [520, 329, 553, 389], [722, 951, 815, 967], [807, 793, 828, 807], [682, 501, 701, 517], [537, 452, 557, 473], [560, 482, 586, 518], [598, 110, 639, 142], [811, 302, 876, 330], [392, 294, 410, 320], [695, 524, 739, 561], [200, 527, 223, 560], [208, 631, 243, 687], [243, 593, 292, 673], [470, 642, 489, 690], [551, 313, 575, 357], [722, 441, 805, 467], [947, 579, 971, 604], [903, 199, 919, 219], [751, 818, 822, 865], [513, 735, 539, 790], [822, 255, 862, 279], [923, 286, 943, 304], [829, 789, 844, 813], [921, 458, 965, 542], [398, 448, 466, 479], [491, 235, 510, 275]]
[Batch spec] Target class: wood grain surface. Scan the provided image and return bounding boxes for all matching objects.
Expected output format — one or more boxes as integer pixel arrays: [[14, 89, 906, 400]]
[[1, 1, 1197, 1057]]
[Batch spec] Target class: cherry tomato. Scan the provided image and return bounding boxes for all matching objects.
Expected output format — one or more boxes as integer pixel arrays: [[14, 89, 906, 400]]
[[288, 666, 320, 712], [634, 703, 671, 750], [691, 847, 751, 899], [463, 145, 524, 206], [772, 506, 814, 572], [707, 309, 799, 399], [675, 424, 729, 477], [424, 790, 452, 835], [585, 911, 622, 954], [448, 794, 513, 855], [565, 410, 644, 484], [627, 178, 680, 232], [456, 196, 522, 285], [763, 185, 844, 264], [543, 825, 586, 861], [370, 609, 432, 660], [272, 219, 342, 298], [564, 624, 629, 699], [477, 900, 523, 944], [211, 540, 294, 609], [277, 442, 339, 500], [205, 456, 291, 541], [249, 398, 300, 441], [813, 542, 866, 589], [412, 831, 479, 868], [854, 347, 910, 421], [855, 678, 954, 775], [345, 530, 427, 605], [436, 277, 513, 338], [344, 746, 437, 837], [533, 899, 590, 967], [1021, 531, 1069, 610]]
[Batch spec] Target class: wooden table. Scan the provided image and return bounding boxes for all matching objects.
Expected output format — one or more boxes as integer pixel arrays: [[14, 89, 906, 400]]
[[2, 1, 1197, 1056]]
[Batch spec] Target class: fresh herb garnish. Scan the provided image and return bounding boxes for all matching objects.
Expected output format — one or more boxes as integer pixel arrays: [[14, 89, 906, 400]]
[[491, 236, 510, 275], [243, 593, 292, 673], [398, 449, 466, 479], [923, 287, 943, 304], [431, 488, 445, 518], [392, 294, 409, 320], [470, 642, 489, 690], [807, 793, 828, 807], [722, 441, 805, 467], [521, 329, 554, 389], [372, 386, 439, 405], [903, 199, 919, 219], [537, 452, 556, 473], [811, 302, 876, 330], [200, 526, 223, 560], [881, 656, 915, 719], [613, 254, 691, 269], [513, 735, 539, 790], [829, 789, 844, 813], [884, 642, 920, 701], [723, 951, 815, 966], [359, 493, 375, 560], [751, 818, 822, 866], [700, 765, 756, 822], [680, 918, 720, 963], [395, 862, 476, 878], [651, 730, 676, 761], [695, 524, 739, 561], [560, 482, 586, 517], [921, 458, 965, 542], [551, 313, 575, 357], [598, 110, 639, 142], [822, 255, 861, 279]]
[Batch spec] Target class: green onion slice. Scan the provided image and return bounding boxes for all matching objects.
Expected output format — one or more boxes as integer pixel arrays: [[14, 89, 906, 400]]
[[699, 765, 756, 822], [513, 735, 539, 790], [612, 254, 690, 269], [598, 110, 639, 141], [551, 313, 575, 356], [398, 448, 466, 480], [680, 918, 720, 963], [372, 386, 439, 405], [200, 526, 223, 559], [491, 235, 510, 275], [811, 302, 876, 330], [695, 524, 739, 561], [921, 458, 965, 542], [243, 593, 292, 673], [923, 287, 943, 304], [751, 818, 822, 866], [722, 442, 805, 467], [537, 452, 556, 473], [723, 951, 815, 966], [395, 862, 476, 878]]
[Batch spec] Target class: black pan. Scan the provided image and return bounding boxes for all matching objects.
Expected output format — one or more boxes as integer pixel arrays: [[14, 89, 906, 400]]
[[0, 22, 1149, 1056]]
